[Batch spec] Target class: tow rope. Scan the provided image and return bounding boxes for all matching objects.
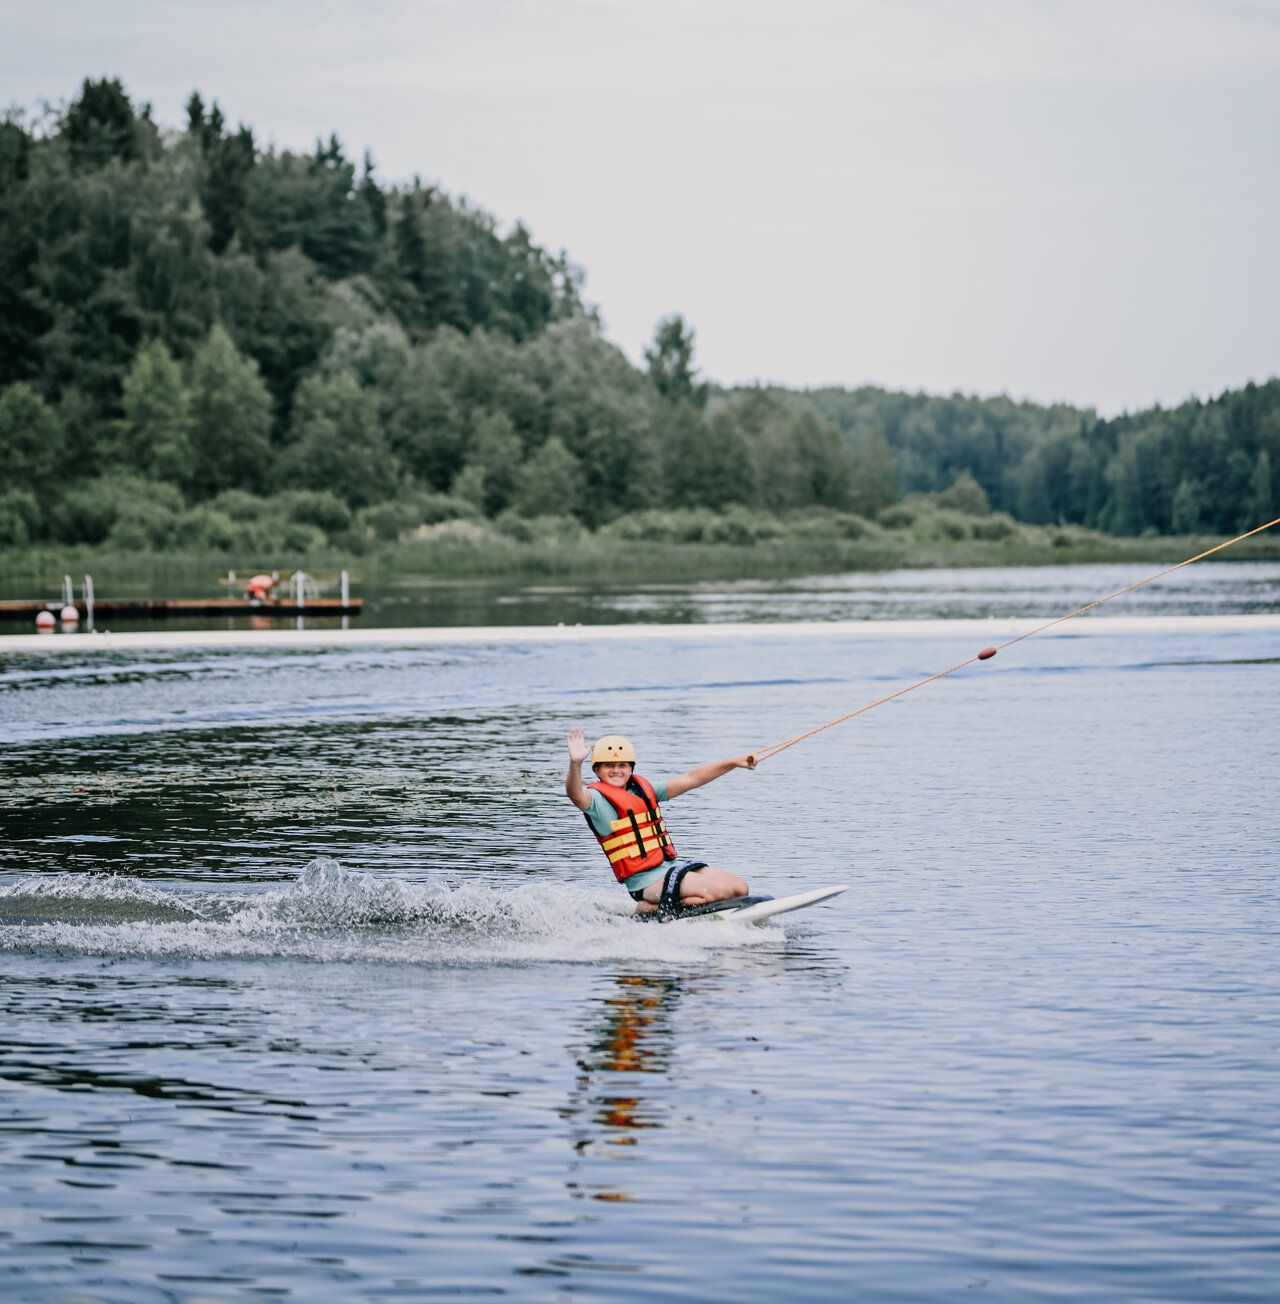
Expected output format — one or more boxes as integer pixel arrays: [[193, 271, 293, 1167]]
[[751, 515, 1280, 765]]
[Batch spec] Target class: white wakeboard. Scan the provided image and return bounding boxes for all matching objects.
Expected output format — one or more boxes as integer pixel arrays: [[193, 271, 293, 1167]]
[[672, 884, 848, 925]]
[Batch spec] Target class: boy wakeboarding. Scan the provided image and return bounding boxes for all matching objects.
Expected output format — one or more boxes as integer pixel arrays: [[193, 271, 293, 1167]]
[[565, 728, 755, 916]]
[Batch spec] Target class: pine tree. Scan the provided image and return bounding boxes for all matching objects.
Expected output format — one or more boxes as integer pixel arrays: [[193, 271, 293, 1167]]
[[63, 77, 141, 169], [359, 151, 386, 238], [645, 314, 708, 408]]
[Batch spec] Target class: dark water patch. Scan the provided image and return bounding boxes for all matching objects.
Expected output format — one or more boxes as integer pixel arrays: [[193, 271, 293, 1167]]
[[1151, 656, 1280, 668], [1, 1058, 298, 1109]]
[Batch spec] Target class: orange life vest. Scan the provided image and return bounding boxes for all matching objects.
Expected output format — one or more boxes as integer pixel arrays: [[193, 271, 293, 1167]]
[[586, 774, 677, 883]]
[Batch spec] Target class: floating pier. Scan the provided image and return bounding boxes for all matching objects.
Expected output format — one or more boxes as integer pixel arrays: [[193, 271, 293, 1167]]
[[0, 571, 361, 623], [0, 597, 362, 621]]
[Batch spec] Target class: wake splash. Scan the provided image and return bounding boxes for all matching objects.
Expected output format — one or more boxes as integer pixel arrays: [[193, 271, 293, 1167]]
[[0, 858, 774, 965]]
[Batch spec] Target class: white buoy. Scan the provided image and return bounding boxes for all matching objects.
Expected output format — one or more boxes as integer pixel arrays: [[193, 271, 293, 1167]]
[[35, 611, 55, 631], [60, 605, 80, 624]]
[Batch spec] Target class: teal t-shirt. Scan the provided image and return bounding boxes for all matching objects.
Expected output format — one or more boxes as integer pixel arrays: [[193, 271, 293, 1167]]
[[585, 778, 673, 894]]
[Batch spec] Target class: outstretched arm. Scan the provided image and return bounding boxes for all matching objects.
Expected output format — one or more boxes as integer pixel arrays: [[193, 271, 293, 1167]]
[[565, 727, 592, 810], [666, 752, 756, 799]]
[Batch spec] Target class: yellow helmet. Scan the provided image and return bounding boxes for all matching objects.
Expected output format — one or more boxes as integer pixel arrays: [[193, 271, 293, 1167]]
[[591, 735, 636, 766]]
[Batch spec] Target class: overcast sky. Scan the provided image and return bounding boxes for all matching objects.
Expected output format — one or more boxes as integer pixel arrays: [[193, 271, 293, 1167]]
[[4, 0, 1278, 413]]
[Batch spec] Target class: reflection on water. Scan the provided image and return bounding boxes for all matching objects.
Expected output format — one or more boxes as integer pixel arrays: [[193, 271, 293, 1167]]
[[576, 975, 679, 1141], [561, 974, 685, 1207]]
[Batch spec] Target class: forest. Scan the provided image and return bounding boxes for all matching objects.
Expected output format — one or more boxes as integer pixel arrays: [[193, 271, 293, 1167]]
[[1, 78, 1277, 558]]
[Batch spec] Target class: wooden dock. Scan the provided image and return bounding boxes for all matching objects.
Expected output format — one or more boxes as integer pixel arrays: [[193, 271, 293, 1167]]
[[0, 597, 361, 622], [2, 569, 361, 624]]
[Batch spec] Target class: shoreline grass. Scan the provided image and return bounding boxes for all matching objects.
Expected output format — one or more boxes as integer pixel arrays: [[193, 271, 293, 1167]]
[[2, 519, 1278, 599]]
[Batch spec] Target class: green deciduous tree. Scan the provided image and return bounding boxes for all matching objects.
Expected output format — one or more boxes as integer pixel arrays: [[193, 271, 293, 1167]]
[[24, 156, 147, 405], [384, 327, 527, 491], [458, 410, 523, 516], [662, 405, 756, 509], [512, 436, 583, 518], [53, 474, 184, 544], [0, 382, 63, 492], [849, 427, 898, 518], [0, 489, 41, 545], [279, 371, 398, 507], [115, 340, 194, 482], [187, 325, 274, 496], [1170, 478, 1203, 533], [713, 389, 855, 513], [936, 471, 990, 515], [1249, 450, 1273, 525], [0, 117, 43, 387], [222, 247, 334, 410]]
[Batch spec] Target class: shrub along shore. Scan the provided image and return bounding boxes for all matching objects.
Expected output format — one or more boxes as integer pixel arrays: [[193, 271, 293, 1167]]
[[3, 495, 1276, 600]]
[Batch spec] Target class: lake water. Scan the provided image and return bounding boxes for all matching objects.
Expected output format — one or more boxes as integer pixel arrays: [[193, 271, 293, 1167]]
[[2, 564, 1279, 1300], [6, 558, 1280, 636]]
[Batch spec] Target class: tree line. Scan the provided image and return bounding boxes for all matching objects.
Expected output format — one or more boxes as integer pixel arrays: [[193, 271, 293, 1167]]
[[808, 384, 1278, 537], [1, 78, 1275, 552]]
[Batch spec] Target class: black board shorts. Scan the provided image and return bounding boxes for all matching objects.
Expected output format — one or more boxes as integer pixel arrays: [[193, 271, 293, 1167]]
[[628, 860, 707, 902]]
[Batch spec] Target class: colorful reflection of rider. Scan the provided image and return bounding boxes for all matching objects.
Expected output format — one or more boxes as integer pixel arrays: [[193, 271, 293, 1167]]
[[572, 975, 680, 1151]]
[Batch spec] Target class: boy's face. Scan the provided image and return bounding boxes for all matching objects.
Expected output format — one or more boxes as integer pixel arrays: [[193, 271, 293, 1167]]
[[594, 761, 634, 785]]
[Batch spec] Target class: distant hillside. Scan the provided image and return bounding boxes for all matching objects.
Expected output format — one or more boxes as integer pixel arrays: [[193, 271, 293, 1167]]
[[803, 382, 1279, 536], [0, 78, 1275, 553]]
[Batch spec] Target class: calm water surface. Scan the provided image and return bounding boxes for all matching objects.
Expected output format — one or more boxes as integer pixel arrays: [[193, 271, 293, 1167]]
[[2, 568, 1279, 1300], [6, 559, 1280, 635]]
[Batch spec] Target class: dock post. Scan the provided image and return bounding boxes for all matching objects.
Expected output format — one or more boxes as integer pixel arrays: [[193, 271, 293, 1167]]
[[84, 575, 95, 631], [341, 570, 349, 609]]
